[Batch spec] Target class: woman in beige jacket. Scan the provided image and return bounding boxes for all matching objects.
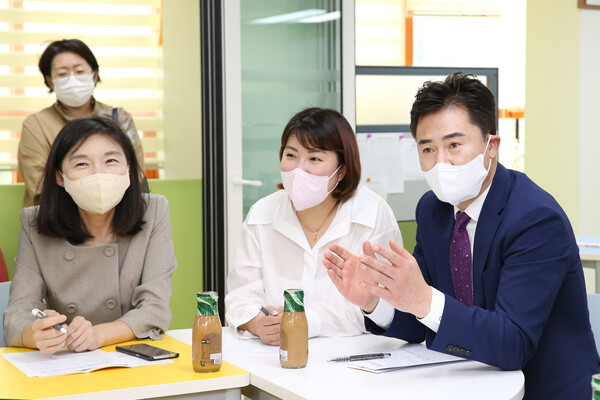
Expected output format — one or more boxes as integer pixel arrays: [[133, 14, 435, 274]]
[[4, 116, 175, 354], [18, 39, 144, 207]]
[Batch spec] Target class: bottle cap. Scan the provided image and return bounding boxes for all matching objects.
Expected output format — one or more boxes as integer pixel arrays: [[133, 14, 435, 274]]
[[283, 289, 305, 312], [196, 291, 218, 316]]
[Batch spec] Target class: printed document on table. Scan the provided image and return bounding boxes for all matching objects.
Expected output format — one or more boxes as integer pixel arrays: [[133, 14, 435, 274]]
[[1, 348, 172, 377], [349, 343, 465, 373]]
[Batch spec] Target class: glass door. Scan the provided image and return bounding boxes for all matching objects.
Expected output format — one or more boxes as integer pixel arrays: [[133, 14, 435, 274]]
[[223, 0, 354, 286], [240, 0, 343, 214]]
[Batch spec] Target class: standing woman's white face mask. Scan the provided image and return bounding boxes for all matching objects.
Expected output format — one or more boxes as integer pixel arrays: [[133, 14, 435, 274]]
[[47, 51, 98, 108], [57, 134, 130, 215], [280, 135, 344, 211]]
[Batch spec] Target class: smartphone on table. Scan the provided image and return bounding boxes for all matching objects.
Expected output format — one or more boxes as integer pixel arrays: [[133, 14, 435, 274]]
[[115, 343, 179, 361]]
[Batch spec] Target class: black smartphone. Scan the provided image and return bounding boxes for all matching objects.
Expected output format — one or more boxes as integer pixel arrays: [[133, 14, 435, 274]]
[[115, 343, 179, 361]]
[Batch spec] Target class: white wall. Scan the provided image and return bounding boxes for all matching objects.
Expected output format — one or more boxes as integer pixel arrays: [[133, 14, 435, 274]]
[[161, 0, 202, 179], [579, 10, 600, 237]]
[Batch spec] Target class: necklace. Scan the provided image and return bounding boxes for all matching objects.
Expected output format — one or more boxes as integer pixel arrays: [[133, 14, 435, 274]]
[[298, 201, 339, 241]]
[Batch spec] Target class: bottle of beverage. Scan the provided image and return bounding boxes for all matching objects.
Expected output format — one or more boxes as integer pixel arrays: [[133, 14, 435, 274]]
[[592, 373, 600, 399], [192, 291, 222, 372], [279, 289, 308, 369]]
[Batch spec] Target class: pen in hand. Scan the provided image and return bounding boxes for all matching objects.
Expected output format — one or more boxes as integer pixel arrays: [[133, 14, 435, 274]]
[[328, 353, 391, 362], [259, 306, 278, 316], [31, 308, 67, 334]]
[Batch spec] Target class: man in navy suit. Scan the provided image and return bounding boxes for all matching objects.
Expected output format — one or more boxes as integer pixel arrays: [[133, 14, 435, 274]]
[[324, 72, 600, 399]]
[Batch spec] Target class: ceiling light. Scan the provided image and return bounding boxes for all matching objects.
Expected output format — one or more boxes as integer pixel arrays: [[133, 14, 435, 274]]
[[298, 11, 341, 23], [250, 9, 326, 24]]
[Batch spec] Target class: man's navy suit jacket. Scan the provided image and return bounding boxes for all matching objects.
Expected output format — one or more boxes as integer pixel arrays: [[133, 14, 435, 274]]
[[366, 164, 600, 399]]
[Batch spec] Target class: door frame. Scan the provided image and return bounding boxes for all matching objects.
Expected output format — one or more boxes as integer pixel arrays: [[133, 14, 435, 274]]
[[201, 0, 227, 314]]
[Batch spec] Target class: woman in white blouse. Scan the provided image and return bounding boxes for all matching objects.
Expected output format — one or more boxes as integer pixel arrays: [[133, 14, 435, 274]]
[[225, 108, 402, 345]]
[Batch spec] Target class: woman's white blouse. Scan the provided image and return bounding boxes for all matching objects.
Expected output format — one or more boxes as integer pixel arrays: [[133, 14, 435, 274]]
[[225, 186, 402, 338]]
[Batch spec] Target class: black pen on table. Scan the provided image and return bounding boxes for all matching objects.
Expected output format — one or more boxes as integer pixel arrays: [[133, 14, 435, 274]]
[[31, 308, 67, 334], [259, 306, 278, 316], [328, 352, 391, 362]]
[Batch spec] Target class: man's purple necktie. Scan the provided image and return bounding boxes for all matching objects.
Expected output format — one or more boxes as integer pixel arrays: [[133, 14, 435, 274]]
[[450, 211, 473, 306]]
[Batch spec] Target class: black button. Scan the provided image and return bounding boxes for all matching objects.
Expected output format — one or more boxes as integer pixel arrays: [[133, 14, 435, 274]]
[[465, 350, 472, 356], [452, 347, 460, 353], [459, 349, 466, 355], [447, 345, 454, 352]]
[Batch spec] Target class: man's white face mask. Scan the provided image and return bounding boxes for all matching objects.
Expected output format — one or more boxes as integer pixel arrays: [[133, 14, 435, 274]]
[[422, 136, 491, 206]]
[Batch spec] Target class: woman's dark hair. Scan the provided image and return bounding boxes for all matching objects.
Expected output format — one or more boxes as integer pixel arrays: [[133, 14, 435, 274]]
[[35, 116, 146, 244], [38, 39, 100, 91], [410, 72, 497, 140], [277, 107, 361, 202]]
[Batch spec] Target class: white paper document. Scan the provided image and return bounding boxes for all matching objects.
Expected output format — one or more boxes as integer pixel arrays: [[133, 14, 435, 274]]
[[349, 343, 465, 373], [577, 242, 600, 249], [2, 348, 173, 377], [401, 138, 424, 181], [357, 133, 405, 194]]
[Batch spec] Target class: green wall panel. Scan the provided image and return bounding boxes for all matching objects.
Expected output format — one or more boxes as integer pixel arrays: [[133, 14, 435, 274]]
[[0, 184, 25, 279], [147, 179, 203, 329], [398, 220, 417, 255]]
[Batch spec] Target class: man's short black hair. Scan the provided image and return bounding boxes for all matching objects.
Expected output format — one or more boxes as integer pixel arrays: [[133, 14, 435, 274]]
[[410, 72, 497, 140]]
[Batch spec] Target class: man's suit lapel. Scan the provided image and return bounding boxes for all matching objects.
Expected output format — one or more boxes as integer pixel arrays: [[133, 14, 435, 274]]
[[472, 163, 510, 307]]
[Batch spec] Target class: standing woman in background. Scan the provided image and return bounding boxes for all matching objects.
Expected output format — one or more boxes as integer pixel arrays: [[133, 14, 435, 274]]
[[225, 107, 403, 345], [18, 39, 144, 207]]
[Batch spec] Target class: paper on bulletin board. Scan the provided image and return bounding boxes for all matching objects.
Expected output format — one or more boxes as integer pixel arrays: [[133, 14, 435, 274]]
[[402, 137, 424, 181], [357, 133, 405, 194]]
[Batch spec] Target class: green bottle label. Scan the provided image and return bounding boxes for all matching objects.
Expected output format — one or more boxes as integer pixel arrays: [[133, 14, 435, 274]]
[[593, 373, 600, 396], [196, 291, 218, 316], [283, 289, 305, 312]]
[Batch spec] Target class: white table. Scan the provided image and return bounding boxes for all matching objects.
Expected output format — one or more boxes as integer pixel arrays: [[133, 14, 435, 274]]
[[168, 328, 524, 400], [578, 236, 600, 293]]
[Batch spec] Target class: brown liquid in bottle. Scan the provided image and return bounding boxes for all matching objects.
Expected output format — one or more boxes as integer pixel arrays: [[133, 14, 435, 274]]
[[192, 292, 222, 372], [280, 289, 308, 368]]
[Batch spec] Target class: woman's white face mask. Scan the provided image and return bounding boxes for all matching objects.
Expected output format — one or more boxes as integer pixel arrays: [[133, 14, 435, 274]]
[[281, 165, 341, 211], [52, 74, 95, 107], [422, 136, 491, 206]]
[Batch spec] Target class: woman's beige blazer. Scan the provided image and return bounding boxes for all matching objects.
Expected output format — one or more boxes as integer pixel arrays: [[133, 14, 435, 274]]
[[3, 194, 176, 347]]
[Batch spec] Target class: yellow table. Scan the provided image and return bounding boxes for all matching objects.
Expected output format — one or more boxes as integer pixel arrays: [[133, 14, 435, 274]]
[[0, 335, 249, 400]]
